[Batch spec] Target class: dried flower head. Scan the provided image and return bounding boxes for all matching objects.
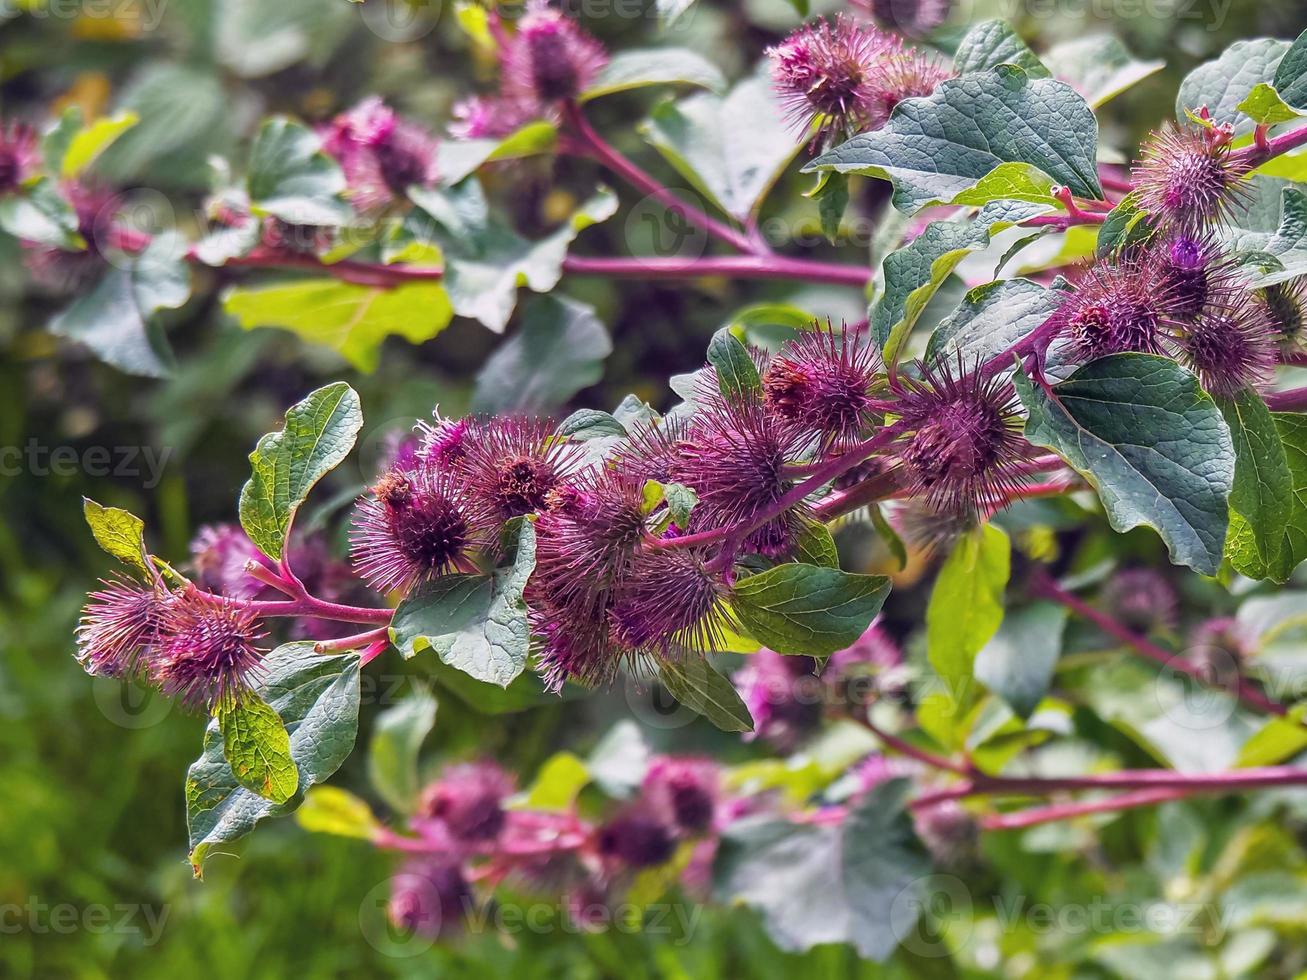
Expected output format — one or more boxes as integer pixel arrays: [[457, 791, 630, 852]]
[[762, 326, 882, 450], [1054, 257, 1175, 361], [1257, 280, 1307, 352], [1099, 568, 1178, 634], [1173, 289, 1278, 397], [0, 121, 39, 194], [596, 810, 675, 869], [642, 756, 720, 834], [1133, 124, 1251, 232], [76, 577, 167, 678], [351, 463, 480, 594], [501, 5, 608, 106], [151, 591, 266, 710], [389, 859, 471, 938], [734, 648, 823, 752], [894, 359, 1032, 517], [768, 16, 898, 143], [418, 761, 515, 842], [321, 97, 439, 211]]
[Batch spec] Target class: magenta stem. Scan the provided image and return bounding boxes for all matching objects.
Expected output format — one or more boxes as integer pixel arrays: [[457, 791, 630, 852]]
[[1231, 120, 1307, 167], [1266, 385, 1307, 412], [314, 625, 390, 654], [561, 254, 872, 288]]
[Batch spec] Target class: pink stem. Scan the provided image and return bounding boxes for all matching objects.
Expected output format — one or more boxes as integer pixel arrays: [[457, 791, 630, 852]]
[[561, 254, 871, 288], [858, 714, 967, 774], [981, 788, 1190, 830], [1230, 121, 1307, 167], [1266, 385, 1307, 412], [314, 626, 390, 654]]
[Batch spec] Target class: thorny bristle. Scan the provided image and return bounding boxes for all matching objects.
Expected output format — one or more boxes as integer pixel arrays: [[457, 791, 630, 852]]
[[1133, 124, 1252, 232], [501, 6, 608, 106], [417, 761, 515, 842], [76, 576, 167, 678], [320, 97, 439, 212], [1258, 280, 1307, 351], [1055, 257, 1174, 361], [452, 416, 583, 527], [606, 548, 731, 655], [1173, 288, 1279, 397], [151, 591, 267, 710], [762, 325, 882, 451]]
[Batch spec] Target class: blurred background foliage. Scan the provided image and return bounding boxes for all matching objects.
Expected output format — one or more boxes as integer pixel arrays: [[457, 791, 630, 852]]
[[3, 0, 1307, 976]]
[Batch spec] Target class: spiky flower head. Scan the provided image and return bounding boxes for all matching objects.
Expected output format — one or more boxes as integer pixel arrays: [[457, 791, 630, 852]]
[[351, 463, 480, 595], [76, 576, 167, 678], [1174, 289, 1278, 398], [596, 810, 675, 870], [641, 756, 720, 835], [1156, 234, 1238, 323], [1133, 124, 1251, 232], [1188, 616, 1252, 683], [389, 859, 471, 938], [1257, 280, 1307, 352], [448, 95, 537, 141], [768, 16, 898, 144], [1054, 257, 1175, 361], [0, 120, 39, 194], [533, 614, 617, 692], [1099, 568, 1178, 634], [151, 591, 266, 710], [320, 97, 439, 212], [894, 359, 1031, 518], [190, 524, 268, 600], [417, 761, 515, 842], [451, 416, 582, 527], [734, 648, 823, 752], [501, 5, 608, 106], [416, 412, 472, 468], [670, 396, 804, 558], [862, 46, 953, 130], [607, 548, 730, 654], [762, 325, 882, 451]]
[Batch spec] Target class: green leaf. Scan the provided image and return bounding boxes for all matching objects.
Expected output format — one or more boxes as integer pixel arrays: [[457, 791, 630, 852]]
[[1096, 192, 1156, 258], [407, 180, 617, 331], [436, 121, 558, 186], [57, 110, 140, 178], [657, 657, 753, 733], [523, 752, 591, 810], [974, 601, 1065, 719], [731, 563, 891, 656], [367, 687, 437, 814], [662, 482, 698, 530], [186, 643, 361, 875], [217, 693, 298, 804], [715, 779, 929, 961], [793, 521, 839, 569], [1274, 28, 1307, 110], [1016, 355, 1235, 575], [872, 201, 1049, 356], [1238, 83, 1302, 126], [1221, 391, 1292, 582], [926, 278, 1064, 368], [390, 518, 536, 687], [1047, 35, 1164, 109], [224, 279, 453, 372], [581, 48, 725, 101], [238, 382, 363, 561], [814, 172, 848, 244], [49, 232, 190, 377], [296, 786, 381, 840], [927, 524, 1010, 695], [0, 178, 85, 249], [952, 20, 1050, 78], [1272, 412, 1307, 579], [245, 116, 349, 225], [471, 295, 611, 412], [1226, 187, 1307, 288], [557, 408, 627, 440], [82, 498, 150, 576], [1176, 39, 1292, 135], [640, 69, 799, 221], [805, 66, 1103, 213], [706, 327, 762, 399], [1236, 704, 1307, 767]]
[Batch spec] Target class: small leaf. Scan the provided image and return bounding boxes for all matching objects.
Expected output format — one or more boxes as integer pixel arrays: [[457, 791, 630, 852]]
[[952, 20, 1050, 78], [658, 657, 753, 732], [926, 278, 1065, 368], [974, 601, 1065, 719], [238, 382, 363, 561], [217, 693, 298, 804], [1236, 704, 1307, 767], [82, 498, 150, 576], [1176, 38, 1291, 135], [557, 408, 627, 440], [731, 563, 891, 656], [59, 110, 140, 178], [1047, 35, 1164, 109], [582, 48, 725, 101], [815, 172, 849, 244], [1238, 83, 1302, 125], [793, 521, 839, 569], [706, 327, 762, 399], [662, 482, 699, 530], [523, 752, 591, 810], [927, 524, 1010, 694], [367, 687, 437, 814], [0, 178, 85, 249], [1274, 28, 1307, 109], [246, 116, 350, 225], [436, 121, 558, 185], [1096, 192, 1156, 258], [1222, 390, 1293, 582], [296, 786, 382, 840], [390, 518, 536, 687]]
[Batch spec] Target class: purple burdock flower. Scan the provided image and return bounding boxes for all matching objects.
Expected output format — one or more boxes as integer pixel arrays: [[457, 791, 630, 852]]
[[1174, 289, 1278, 398], [768, 16, 898, 144], [533, 615, 618, 692], [389, 858, 471, 939], [1099, 568, 1178, 634], [416, 412, 472, 469], [762, 326, 882, 452], [1053, 257, 1173, 361], [607, 548, 730, 654], [1258, 280, 1307, 352], [320, 97, 439, 212], [1133, 124, 1251, 232], [0, 120, 39, 193], [615, 416, 688, 485], [893, 359, 1032, 518], [417, 761, 515, 842], [190, 524, 269, 600], [596, 810, 675, 870], [863, 46, 953, 130], [641, 756, 720, 835], [350, 464, 480, 595], [452, 417, 582, 527], [670, 397, 805, 558], [76, 576, 167, 678], [734, 648, 823, 752], [501, 4, 608, 106], [151, 591, 266, 710], [23, 182, 119, 293], [448, 95, 538, 141], [1156, 234, 1239, 323]]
